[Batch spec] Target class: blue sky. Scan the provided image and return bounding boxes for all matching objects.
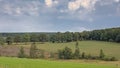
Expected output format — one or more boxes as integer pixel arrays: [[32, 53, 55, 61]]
[[0, 0, 120, 32]]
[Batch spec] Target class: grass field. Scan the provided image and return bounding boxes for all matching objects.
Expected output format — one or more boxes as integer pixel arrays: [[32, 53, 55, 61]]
[[0, 57, 119, 68], [19, 41, 120, 59]]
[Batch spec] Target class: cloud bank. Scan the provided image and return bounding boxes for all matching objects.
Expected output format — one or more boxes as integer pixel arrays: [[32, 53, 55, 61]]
[[0, 0, 120, 32]]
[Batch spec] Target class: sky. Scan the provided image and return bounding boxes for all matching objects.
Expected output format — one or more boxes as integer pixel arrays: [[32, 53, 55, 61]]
[[0, 0, 120, 32]]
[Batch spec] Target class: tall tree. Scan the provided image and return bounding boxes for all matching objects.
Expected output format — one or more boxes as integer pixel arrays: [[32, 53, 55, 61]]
[[14, 35, 22, 44], [50, 34, 56, 43], [74, 41, 80, 59], [99, 49, 105, 59], [115, 35, 120, 43], [30, 34, 38, 42], [23, 34, 30, 44], [63, 47, 73, 59], [6, 36, 13, 45], [30, 43, 37, 58], [73, 32, 79, 41], [38, 33, 48, 43], [64, 32, 73, 42], [18, 46, 26, 58], [0, 37, 5, 45]]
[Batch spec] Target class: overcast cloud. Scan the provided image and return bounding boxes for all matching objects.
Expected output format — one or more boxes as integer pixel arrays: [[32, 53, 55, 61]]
[[0, 0, 120, 32]]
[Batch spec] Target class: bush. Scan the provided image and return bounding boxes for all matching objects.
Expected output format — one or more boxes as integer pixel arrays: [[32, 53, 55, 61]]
[[73, 42, 80, 59], [30, 43, 37, 58], [115, 35, 120, 43], [58, 47, 73, 59], [81, 52, 85, 59], [18, 46, 26, 58], [110, 57, 118, 61], [103, 57, 118, 61], [99, 49, 105, 59]]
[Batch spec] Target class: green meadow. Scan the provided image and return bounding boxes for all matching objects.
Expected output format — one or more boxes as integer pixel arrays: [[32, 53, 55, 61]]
[[20, 41, 120, 60], [0, 41, 120, 68], [0, 57, 118, 68]]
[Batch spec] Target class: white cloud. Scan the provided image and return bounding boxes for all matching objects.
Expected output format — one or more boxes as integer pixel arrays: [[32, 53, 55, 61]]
[[45, 0, 58, 7], [99, 0, 120, 6], [45, 0, 53, 7], [114, 0, 119, 2], [3, 4, 13, 15], [53, 0, 58, 4], [15, 7, 22, 15], [68, 0, 97, 11]]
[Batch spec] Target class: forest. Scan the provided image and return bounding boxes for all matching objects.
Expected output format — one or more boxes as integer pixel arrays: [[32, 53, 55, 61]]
[[0, 27, 120, 45]]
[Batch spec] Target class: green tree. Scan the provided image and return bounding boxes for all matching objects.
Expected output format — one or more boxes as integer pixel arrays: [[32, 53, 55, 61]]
[[99, 49, 105, 59], [23, 34, 30, 44], [74, 41, 80, 59], [115, 35, 120, 43], [50, 35, 56, 43], [56, 32, 62, 43], [73, 32, 79, 41], [58, 50, 64, 59], [0, 37, 5, 45], [14, 35, 22, 44], [6, 36, 13, 45], [38, 33, 48, 43], [18, 46, 26, 58], [81, 52, 85, 58], [58, 47, 73, 59], [30, 43, 37, 58], [64, 32, 73, 42], [30, 34, 39, 42]]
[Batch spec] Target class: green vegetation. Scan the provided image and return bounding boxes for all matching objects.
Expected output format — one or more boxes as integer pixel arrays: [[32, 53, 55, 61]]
[[26, 41, 120, 60], [30, 43, 37, 58], [0, 37, 5, 45], [0, 27, 119, 68], [58, 46, 73, 59], [18, 46, 26, 58], [58, 42, 117, 61], [0, 27, 120, 44], [99, 49, 105, 59], [0, 57, 118, 68]]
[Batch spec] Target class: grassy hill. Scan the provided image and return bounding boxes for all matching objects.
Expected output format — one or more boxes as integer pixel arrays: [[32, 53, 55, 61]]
[[0, 57, 118, 68], [18, 41, 120, 60]]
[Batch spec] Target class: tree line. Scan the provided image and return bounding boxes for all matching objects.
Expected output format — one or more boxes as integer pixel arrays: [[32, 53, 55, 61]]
[[0, 27, 120, 45]]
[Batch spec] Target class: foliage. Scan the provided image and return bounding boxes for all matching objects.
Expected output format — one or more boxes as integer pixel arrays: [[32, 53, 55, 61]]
[[81, 52, 85, 58], [115, 35, 120, 43], [6, 36, 13, 45], [0, 27, 119, 43], [0, 37, 5, 45], [14, 35, 22, 44], [58, 47, 73, 59], [30, 43, 37, 58], [38, 33, 48, 43], [23, 34, 30, 44], [18, 46, 26, 58], [99, 49, 105, 59], [73, 41, 80, 59]]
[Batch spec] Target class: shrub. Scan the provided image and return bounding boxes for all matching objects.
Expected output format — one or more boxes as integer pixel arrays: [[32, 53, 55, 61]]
[[99, 49, 105, 59], [58, 47, 73, 59], [18, 46, 26, 58], [103, 57, 118, 61], [30, 43, 37, 58], [110, 57, 118, 61], [81, 52, 85, 59], [73, 42, 80, 59]]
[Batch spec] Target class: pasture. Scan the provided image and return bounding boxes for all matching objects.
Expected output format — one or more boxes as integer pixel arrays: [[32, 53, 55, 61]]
[[19, 41, 120, 60], [0, 57, 119, 68]]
